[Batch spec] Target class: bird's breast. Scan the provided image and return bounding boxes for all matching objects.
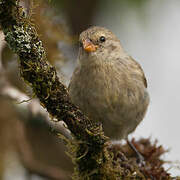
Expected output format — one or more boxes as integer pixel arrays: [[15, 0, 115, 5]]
[[69, 63, 136, 115], [69, 62, 149, 139]]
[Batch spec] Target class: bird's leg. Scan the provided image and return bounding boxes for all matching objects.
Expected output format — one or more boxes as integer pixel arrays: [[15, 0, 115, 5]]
[[127, 138, 145, 166]]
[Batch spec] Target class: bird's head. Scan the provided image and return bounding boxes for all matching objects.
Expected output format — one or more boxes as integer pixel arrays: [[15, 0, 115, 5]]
[[78, 26, 125, 64]]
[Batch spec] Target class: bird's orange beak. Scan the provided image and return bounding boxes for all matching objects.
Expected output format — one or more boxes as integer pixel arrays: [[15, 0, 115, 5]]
[[82, 39, 98, 52]]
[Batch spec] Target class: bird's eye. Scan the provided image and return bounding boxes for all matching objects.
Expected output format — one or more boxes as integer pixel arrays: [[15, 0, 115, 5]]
[[99, 36, 106, 42]]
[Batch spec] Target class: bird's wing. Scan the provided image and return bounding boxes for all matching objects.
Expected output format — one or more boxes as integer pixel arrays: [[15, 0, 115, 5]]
[[68, 66, 80, 91], [127, 56, 148, 88]]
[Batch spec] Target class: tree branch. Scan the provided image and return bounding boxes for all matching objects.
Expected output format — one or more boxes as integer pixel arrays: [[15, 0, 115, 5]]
[[0, 1, 116, 179]]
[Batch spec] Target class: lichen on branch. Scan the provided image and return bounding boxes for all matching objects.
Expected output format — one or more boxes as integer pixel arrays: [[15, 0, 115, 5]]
[[0, 0, 104, 142]]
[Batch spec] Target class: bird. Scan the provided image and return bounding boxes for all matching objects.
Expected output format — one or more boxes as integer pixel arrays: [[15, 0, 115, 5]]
[[68, 26, 149, 140]]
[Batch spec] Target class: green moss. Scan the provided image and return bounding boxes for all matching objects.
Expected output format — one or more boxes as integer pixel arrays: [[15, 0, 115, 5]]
[[5, 25, 32, 53]]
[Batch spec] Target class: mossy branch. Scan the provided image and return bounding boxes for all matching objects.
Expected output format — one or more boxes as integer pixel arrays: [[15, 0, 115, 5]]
[[0, 0, 104, 143], [0, 0, 116, 179]]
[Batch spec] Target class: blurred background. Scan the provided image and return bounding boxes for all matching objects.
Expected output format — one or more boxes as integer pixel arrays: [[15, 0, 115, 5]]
[[0, 0, 180, 179]]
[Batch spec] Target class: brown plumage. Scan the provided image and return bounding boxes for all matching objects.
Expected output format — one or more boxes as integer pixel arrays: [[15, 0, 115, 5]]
[[69, 26, 149, 139]]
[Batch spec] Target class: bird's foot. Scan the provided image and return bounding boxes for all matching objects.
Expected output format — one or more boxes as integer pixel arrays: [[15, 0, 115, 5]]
[[127, 139, 146, 167], [136, 151, 145, 167]]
